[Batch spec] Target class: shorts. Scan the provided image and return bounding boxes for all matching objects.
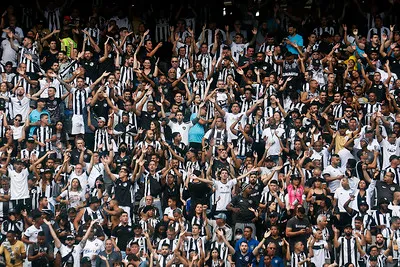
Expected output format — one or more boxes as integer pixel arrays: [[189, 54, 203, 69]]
[[71, 115, 84, 135]]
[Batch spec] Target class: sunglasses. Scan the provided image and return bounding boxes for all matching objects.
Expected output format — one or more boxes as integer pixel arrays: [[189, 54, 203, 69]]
[[14, 119, 21, 121]]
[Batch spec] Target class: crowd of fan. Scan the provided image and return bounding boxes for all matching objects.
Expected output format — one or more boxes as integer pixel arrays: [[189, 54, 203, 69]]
[[1, 0, 400, 267]]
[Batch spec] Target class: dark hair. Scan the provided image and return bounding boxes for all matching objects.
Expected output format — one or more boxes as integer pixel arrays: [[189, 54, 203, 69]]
[[38, 231, 46, 237]]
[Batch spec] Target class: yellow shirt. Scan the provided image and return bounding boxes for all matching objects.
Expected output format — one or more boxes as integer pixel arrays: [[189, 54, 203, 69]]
[[335, 133, 351, 153], [60, 38, 77, 57], [0, 240, 25, 267]]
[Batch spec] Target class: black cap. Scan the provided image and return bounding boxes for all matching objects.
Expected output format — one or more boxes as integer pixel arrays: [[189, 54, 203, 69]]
[[265, 156, 273, 162], [379, 197, 390, 205], [365, 126, 374, 133], [188, 147, 198, 154], [269, 211, 279, 217], [81, 257, 91, 264], [142, 205, 154, 213], [358, 200, 369, 207], [289, 108, 300, 115], [27, 137, 35, 143], [89, 196, 100, 204], [344, 224, 353, 229], [14, 158, 24, 165], [291, 174, 300, 180], [133, 224, 142, 230], [8, 209, 17, 215]]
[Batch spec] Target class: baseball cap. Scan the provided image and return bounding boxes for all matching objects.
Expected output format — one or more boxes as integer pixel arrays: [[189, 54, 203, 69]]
[[269, 211, 279, 217], [241, 183, 252, 192], [8, 209, 17, 215], [97, 117, 106, 122], [188, 147, 198, 154], [379, 197, 390, 205], [215, 213, 227, 220], [133, 224, 142, 230], [142, 205, 154, 213], [365, 126, 374, 133], [81, 257, 91, 264], [89, 196, 100, 204], [27, 137, 35, 143], [265, 156, 273, 162]]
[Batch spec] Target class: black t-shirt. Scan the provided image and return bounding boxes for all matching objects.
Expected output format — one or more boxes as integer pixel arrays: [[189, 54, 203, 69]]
[[286, 216, 311, 249], [92, 99, 110, 120], [211, 159, 230, 178], [188, 181, 211, 205], [389, 57, 400, 78], [111, 224, 133, 250], [113, 153, 132, 172], [81, 58, 99, 81], [113, 178, 135, 206], [139, 111, 159, 130], [28, 243, 54, 267], [70, 148, 91, 165], [253, 61, 273, 75], [40, 49, 58, 71], [46, 98, 62, 123], [230, 195, 256, 222], [98, 52, 116, 74]]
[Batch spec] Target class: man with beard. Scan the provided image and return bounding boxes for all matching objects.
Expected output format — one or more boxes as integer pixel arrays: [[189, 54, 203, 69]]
[[103, 158, 137, 224], [333, 224, 360, 266], [286, 205, 311, 251], [344, 199, 375, 232], [209, 146, 233, 178], [372, 198, 393, 234]]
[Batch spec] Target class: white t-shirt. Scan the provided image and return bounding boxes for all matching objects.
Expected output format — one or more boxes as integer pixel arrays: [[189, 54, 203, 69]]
[[214, 179, 237, 211], [59, 244, 82, 267], [24, 225, 42, 243], [262, 127, 281, 156], [69, 172, 88, 191], [334, 186, 355, 212], [323, 165, 344, 193], [309, 239, 328, 267], [9, 167, 29, 200], [59, 190, 85, 208], [10, 125, 24, 140], [10, 96, 30, 121], [82, 238, 104, 267], [168, 120, 192, 146], [230, 42, 249, 62], [1, 39, 18, 66], [38, 78, 61, 98], [87, 163, 104, 189], [381, 138, 397, 169], [224, 112, 244, 140]]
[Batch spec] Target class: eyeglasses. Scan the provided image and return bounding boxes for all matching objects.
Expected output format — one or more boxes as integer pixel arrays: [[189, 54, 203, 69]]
[[345, 110, 353, 112]]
